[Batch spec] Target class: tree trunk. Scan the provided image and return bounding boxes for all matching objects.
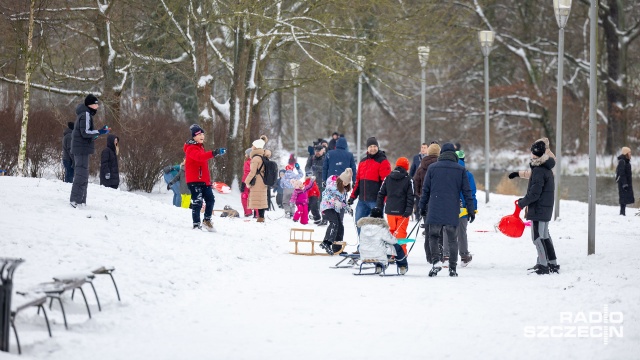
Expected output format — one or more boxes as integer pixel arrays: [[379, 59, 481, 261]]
[[95, 8, 122, 127], [16, 0, 36, 177], [602, 0, 628, 154]]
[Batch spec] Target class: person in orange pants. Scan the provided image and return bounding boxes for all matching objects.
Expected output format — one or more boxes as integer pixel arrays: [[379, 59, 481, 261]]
[[375, 157, 414, 254]]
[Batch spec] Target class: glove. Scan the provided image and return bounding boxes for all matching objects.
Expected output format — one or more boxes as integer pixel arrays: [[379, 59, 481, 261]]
[[403, 211, 412, 218], [622, 184, 629, 190], [345, 206, 354, 216], [468, 213, 475, 223], [295, 163, 300, 170], [347, 198, 354, 206], [239, 183, 246, 192], [166, 184, 171, 191], [98, 128, 109, 135], [508, 172, 519, 179], [105, 173, 111, 180], [420, 208, 427, 217], [322, 182, 326, 188], [213, 148, 226, 156]]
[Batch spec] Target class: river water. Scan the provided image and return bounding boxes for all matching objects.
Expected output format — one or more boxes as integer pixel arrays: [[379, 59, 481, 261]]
[[470, 171, 640, 207]]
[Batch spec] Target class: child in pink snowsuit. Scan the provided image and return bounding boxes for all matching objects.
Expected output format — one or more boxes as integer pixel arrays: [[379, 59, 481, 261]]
[[291, 177, 315, 225]]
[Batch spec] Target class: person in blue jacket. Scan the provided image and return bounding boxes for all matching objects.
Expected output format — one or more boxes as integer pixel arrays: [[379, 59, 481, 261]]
[[322, 137, 356, 186]]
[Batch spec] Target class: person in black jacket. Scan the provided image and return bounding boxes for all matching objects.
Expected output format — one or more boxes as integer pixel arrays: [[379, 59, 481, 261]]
[[100, 134, 120, 189], [419, 143, 474, 277], [69, 94, 110, 207], [376, 157, 414, 253], [517, 140, 559, 275], [616, 147, 634, 216], [62, 122, 74, 183]]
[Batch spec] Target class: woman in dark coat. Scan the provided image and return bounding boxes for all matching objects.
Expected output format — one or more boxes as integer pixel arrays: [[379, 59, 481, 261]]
[[616, 147, 634, 216], [100, 134, 120, 189]]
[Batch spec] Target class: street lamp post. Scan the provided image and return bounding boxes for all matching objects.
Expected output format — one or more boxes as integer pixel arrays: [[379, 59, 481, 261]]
[[587, 0, 597, 254], [289, 62, 300, 160], [356, 55, 365, 161], [418, 46, 430, 145], [553, 0, 572, 220], [479, 30, 495, 204]]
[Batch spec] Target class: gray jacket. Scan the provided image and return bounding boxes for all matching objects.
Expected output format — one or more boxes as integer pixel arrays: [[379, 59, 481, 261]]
[[168, 165, 190, 195], [71, 103, 101, 156]]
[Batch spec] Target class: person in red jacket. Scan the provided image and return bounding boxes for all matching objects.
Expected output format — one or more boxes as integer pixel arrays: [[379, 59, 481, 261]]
[[348, 137, 391, 234], [304, 172, 322, 224], [240, 148, 255, 217], [184, 124, 226, 231]]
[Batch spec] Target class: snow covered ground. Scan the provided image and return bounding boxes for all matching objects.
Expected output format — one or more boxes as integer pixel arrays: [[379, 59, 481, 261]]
[[0, 176, 639, 360]]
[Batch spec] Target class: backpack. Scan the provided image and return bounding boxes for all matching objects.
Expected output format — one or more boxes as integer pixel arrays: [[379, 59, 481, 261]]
[[252, 155, 278, 187]]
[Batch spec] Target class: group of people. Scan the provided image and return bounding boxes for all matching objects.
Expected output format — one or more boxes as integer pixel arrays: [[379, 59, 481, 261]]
[[66, 94, 120, 209]]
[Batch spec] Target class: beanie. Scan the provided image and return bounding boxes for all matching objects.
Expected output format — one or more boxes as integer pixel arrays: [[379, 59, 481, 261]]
[[621, 147, 631, 156], [395, 157, 410, 171], [67, 122, 74, 130], [288, 154, 296, 165], [366, 137, 379, 148], [427, 143, 441, 156], [530, 140, 546, 157], [455, 150, 465, 159], [370, 207, 383, 218], [339, 168, 352, 185], [190, 124, 205, 137], [245, 148, 252, 157], [84, 94, 99, 107], [252, 139, 265, 149], [440, 143, 456, 154]]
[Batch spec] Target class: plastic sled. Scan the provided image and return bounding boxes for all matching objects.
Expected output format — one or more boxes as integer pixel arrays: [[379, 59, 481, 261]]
[[212, 182, 232, 194], [497, 200, 525, 238]]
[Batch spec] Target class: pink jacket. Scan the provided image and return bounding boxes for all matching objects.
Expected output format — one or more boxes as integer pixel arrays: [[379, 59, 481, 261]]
[[242, 158, 251, 182], [290, 180, 315, 205]]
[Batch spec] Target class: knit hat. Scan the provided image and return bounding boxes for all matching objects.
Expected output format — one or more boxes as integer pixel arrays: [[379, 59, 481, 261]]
[[440, 143, 456, 154], [455, 150, 465, 159], [621, 147, 631, 156], [252, 139, 265, 149], [279, 169, 286, 174], [530, 140, 546, 157], [245, 148, 252, 157], [84, 94, 99, 107], [339, 168, 352, 185], [285, 164, 294, 171], [370, 207, 383, 218], [288, 154, 296, 165], [395, 157, 410, 171], [427, 143, 441, 156], [190, 124, 205, 137], [67, 122, 74, 130], [366, 137, 379, 148]]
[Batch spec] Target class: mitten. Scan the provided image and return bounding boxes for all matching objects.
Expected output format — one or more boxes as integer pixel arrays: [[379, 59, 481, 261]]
[[403, 211, 412, 218], [508, 172, 519, 179], [468, 213, 475, 223], [420, 208, 427, 216], [166, 184, 171, 191], [347, 198, 354, 206], [213, 148, 226, 156], [239, 183, 246, 192]]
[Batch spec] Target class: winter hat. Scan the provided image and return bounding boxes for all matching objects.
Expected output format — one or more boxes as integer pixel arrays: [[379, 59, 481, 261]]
[[285, 164, 294, 171], [279, 169, 286, 175], [530, 140, 546, 157], [621, 147, 631, 156], [245, 148, 252, 157], [427, 143, 441, 156], [370, 207, 383, 219], [455, 150, 465, 159], [67, 122, 74, 130], [190, 124, 205, 137], [332, 132, 340, 137], [366, 137, 379, 148], [395, 157, 410, 171], [339, 168, 353, 185], [252, 139, 265, 149], [84, 94, 99, 107], [440, 143, 456, 154], [288, 154, 296, 165], [314, 145, 324, 152]]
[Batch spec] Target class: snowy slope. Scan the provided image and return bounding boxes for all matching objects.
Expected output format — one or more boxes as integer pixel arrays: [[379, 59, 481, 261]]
[[0, 176, 639, 360]]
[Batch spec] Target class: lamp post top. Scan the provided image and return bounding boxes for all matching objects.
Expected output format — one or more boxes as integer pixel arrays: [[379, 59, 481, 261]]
[[418, 46, 430, 67], [478, 30, 495, 57], [553, 0, 572, 28], [288, 62, 300, 78]]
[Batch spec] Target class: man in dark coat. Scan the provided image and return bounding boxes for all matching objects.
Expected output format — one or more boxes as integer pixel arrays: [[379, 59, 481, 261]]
[[62, 122, 74, 183], [409, 143, 429, 177], [616, 147, 634, 216], [306, 145, 326, 190], [413, 143, 440, 219], [100, 134, 120, 189], [517, 140, 559, 275], [322, 137, 356, 185], [69, 94, 110, 207], [419, 142, 474, 277], [327, 132, 340, 150]]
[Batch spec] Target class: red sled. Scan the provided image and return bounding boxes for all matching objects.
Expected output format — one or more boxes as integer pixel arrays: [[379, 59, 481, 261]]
[[212, 182, 232, 194], [497, 200, 525, 238]]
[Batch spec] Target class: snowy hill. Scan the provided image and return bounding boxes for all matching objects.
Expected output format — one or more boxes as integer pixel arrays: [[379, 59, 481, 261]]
[[0, 176, 638, 359]]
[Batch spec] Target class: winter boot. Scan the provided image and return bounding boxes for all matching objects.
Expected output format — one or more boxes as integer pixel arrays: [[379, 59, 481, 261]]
[[319, 241, 334, 255], [202, 219, 215, 232], [527, 264, 542, 271], [398, 266, 408, 275], [549, 264, 560, 274], [193, 223, 202, 230], [533, 265, 550, 275], [449, 265, 458, 277], [257, 217, 265, 223], [461, 254, 473, 267], [375, 264, 384, 274], [428, 262, 443, 277], [70, 201, 79, 208]]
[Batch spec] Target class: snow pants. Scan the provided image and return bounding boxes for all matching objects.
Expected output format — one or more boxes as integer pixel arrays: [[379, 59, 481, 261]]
[[283, 188, 295, 216], [443, 217, 469, 257], [531, 221, 557, 267], [387, 215, 409, 253], [293, 203, 309, 225], [322, 209, 344, 253], [70, 154, 89, 204], [188, 183, 215, 226]]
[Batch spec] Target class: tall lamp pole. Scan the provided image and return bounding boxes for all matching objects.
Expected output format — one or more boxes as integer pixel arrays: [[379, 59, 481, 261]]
[[479, 30, 495, 204], [587, 0, 597, 254], [289, 63, 300, 160], [418, 46, 430, 145], [356, 55, 365, 161], [553, 0, 572, 220]]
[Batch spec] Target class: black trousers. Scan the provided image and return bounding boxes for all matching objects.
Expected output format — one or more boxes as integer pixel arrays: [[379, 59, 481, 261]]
[[308, 196, 321, 221], [322, 209, 344, 252]]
